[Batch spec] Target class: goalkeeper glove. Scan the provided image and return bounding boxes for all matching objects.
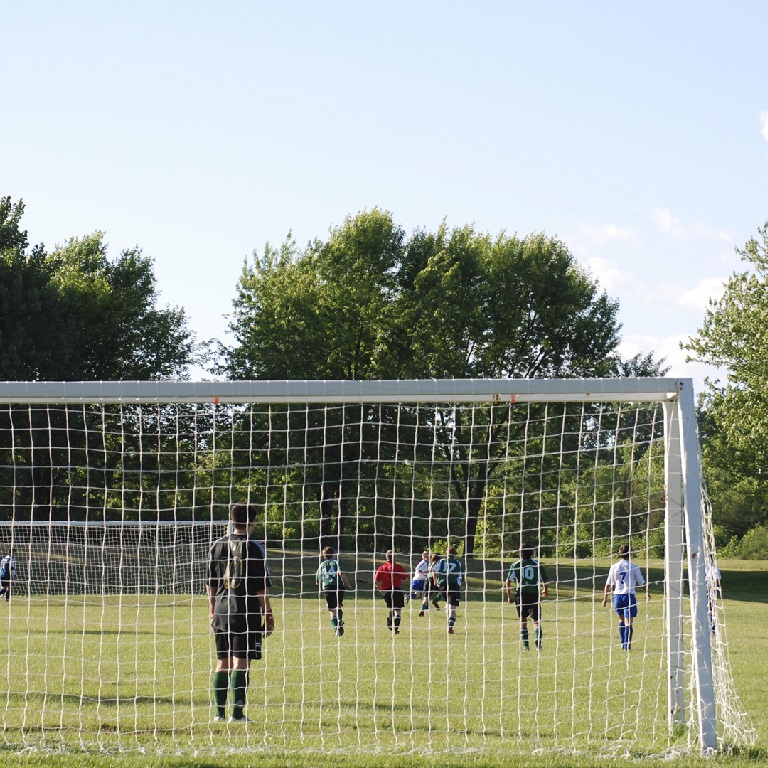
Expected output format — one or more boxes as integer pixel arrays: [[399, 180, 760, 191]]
[[265, 610, 274, 637]]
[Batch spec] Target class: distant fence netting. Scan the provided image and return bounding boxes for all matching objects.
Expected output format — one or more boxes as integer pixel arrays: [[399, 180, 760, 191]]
[[0, 522, 225, 595]]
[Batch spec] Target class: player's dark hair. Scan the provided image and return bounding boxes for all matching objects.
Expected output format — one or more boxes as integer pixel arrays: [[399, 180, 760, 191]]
[[230, 502, 258, 527], [619, 543, 631, 558], [431, 553, 441, 563], [322, 545, 335, 558], [447, 545, 457, 556], [520, 545, 534, 559]]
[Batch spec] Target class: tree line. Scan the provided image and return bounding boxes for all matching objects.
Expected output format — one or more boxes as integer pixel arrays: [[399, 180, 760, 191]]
[[1, 196, 766, 555]]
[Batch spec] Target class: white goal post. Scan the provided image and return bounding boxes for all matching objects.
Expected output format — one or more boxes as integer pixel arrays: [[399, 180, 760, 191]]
[[0, 378, 755, 757]]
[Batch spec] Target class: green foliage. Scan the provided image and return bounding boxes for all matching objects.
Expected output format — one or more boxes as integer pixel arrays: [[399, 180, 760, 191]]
[[686, 223, 768, 539], [0, 197, 195, 381], [720, 525, 768, 560], [225, 210, 640, 382], [0, 196, 198, 521], [223, 211, 665, 553]]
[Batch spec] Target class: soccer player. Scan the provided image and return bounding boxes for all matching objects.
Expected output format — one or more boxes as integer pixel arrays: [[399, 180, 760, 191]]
[[432, 546, 464, 634], [602, 543, 649, 650], [374, 550, 408, 634], [505, 545, 549, 651], [316, 545, 352, 636], [206, 502, 274, 723], [428, 553, 442, 612], [411, 550, 430, 616], [0, 549, 15, 602]]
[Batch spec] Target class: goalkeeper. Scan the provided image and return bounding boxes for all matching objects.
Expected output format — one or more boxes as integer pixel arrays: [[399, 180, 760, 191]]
[[206, 502, 273, 723], [316, 545, 352, 637], [505, 545, 549, 651]]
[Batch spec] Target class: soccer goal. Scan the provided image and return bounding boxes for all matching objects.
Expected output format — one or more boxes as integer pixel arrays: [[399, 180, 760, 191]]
[[0, 378, 755, 757]]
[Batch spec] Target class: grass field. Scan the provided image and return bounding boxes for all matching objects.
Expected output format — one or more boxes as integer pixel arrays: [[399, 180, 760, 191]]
[[0, 557, 766, 768]]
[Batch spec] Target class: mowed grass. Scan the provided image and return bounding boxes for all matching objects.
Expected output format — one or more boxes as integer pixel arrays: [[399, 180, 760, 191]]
[[0, 557, 765, 768]]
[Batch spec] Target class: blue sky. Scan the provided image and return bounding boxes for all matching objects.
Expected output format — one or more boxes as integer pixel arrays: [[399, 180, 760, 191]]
[[3, 2, 767, 392]]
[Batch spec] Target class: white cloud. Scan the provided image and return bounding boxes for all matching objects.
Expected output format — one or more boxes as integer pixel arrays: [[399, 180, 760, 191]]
[[618, 333, 723, 392], [760, 111, 768, 142], [584, 256, 630, 294], [671, 276, 726, 311], [650, 208, 732, 243], [579, 223, 634, 244]]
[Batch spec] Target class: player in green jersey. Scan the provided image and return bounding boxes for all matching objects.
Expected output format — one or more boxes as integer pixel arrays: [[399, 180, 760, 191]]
[[315, 546, 352, 636], [505, 545, 549, 651], [432, 546, 464, 634]]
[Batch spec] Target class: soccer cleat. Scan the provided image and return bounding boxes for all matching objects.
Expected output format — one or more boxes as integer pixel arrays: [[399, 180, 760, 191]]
[[228, 715, 250, 723], [213, 715, 226, 722], [448, 627, 455, 635], [394, 628, 400, 635], [535, 639, 541, 650], [418, 611, 425, 617], [431, 600, 440, 610], [523, 643, 530, 651], [336, 626, 344, 637]]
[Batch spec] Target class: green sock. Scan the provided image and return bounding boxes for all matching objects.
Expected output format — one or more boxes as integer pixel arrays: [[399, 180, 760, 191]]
[[448, 616, 456, 628], [212, 671, 228, 717], [331, 616, 338, 629], [230, 670, 248, 719], [521, 628, 529, 646], [337, 608, 343, 625]]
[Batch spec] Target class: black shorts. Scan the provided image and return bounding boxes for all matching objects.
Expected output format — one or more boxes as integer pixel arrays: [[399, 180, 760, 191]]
[[323, 588, 345, 612], [515, 591, 541, 622], [213, 613, 263, 661], [383, 589, 405, 610], [441, 588, 460, 607]]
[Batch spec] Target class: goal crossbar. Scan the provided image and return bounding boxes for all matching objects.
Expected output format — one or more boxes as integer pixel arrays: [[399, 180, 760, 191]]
[[0, 377, 684, 405]]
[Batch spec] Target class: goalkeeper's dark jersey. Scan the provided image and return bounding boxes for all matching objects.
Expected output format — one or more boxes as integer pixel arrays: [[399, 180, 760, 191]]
[[507, 558, 548, 596], [208, 534, 272, 630]]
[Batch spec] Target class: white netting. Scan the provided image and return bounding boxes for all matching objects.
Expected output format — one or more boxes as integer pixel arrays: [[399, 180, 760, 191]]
[[700, 490, 757, 751], [0, 381, 754, 756]]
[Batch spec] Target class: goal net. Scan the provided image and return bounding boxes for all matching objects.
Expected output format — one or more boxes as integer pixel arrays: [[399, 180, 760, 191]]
[[0, 379, 755, 757]]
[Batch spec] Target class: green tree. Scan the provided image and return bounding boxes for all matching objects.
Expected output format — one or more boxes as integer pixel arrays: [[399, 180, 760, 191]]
[[684, 223, 768, 540], [48, 232, 194, 380], [0, 196, 197, 522], [224, 211, 663, 554], [0, 197, 195, 381], [0, 197, 58, 379]]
